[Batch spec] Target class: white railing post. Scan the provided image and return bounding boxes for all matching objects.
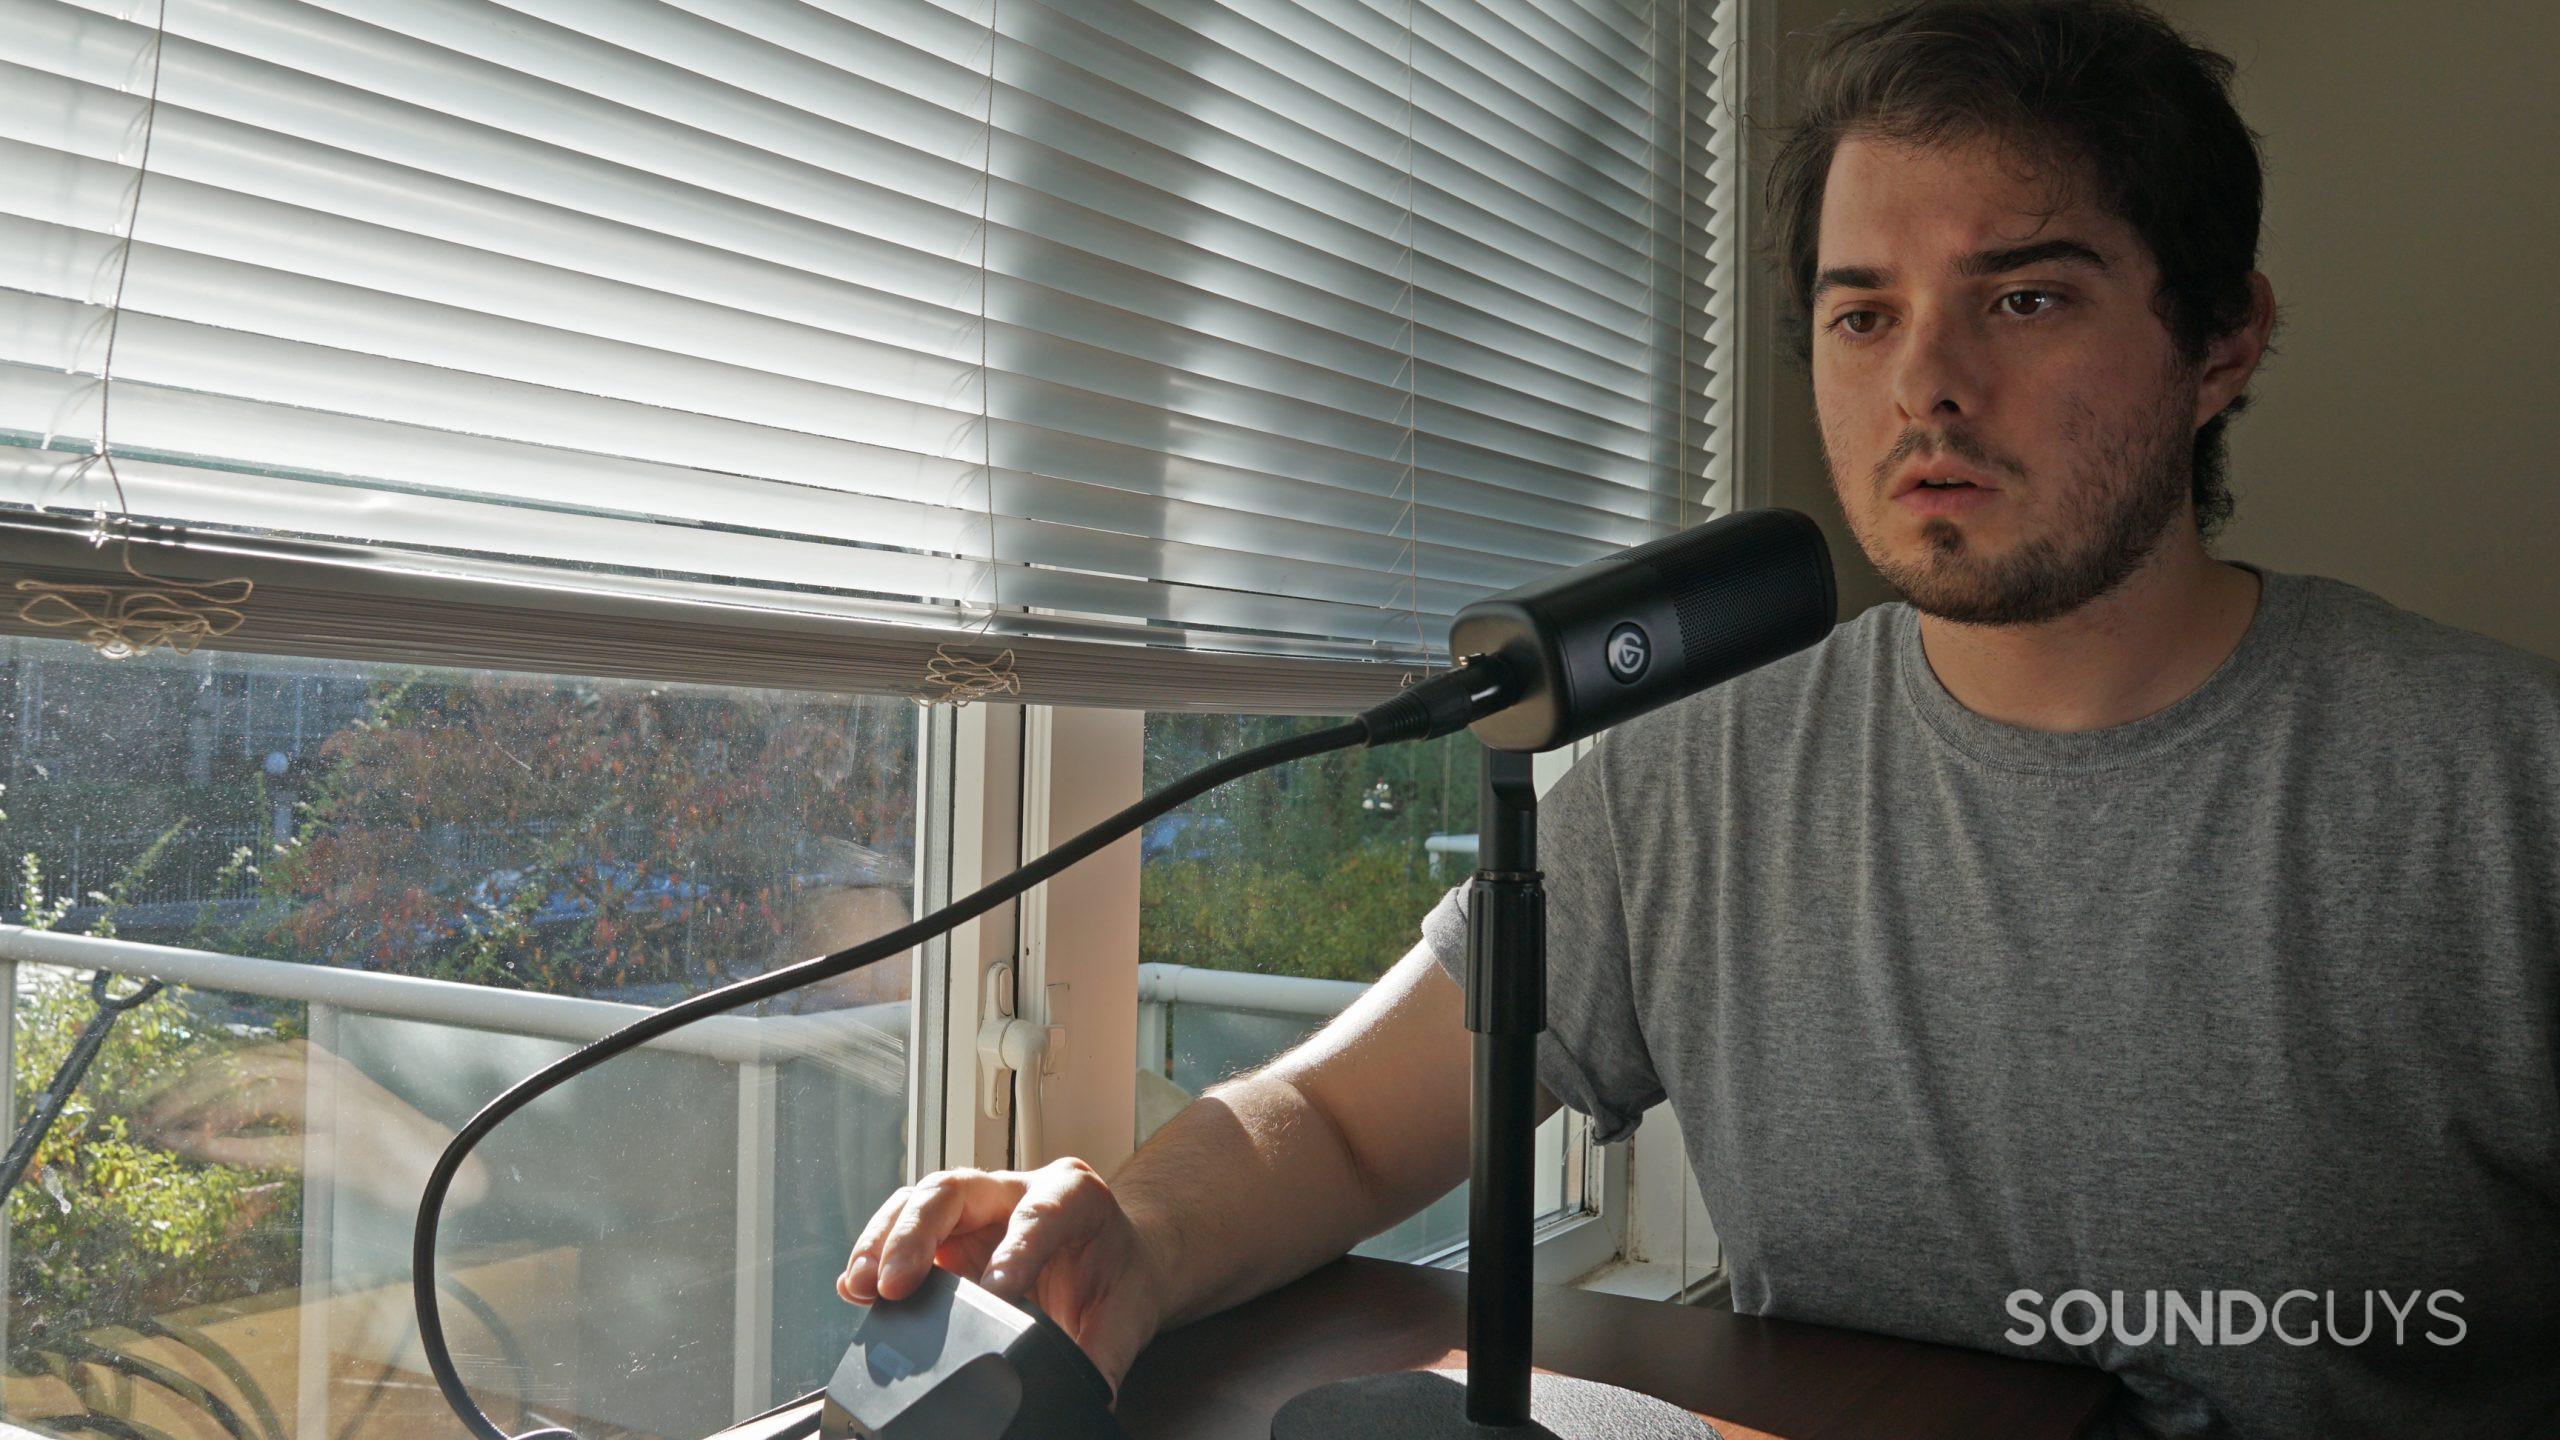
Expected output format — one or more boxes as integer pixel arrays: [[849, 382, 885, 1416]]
[[1135, 998, 1168, 1078], [296, 1000, 339, 1440], [730, 1060, 778, 1423]]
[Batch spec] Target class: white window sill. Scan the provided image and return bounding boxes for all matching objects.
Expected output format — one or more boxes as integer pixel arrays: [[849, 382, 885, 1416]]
[[1567, 1260, 1714, 1303]]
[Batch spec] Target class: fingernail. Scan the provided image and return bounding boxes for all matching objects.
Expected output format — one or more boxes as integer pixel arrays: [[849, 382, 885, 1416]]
[[982, 1266, 1009, 1291], [846, 1256, 874, 1294]]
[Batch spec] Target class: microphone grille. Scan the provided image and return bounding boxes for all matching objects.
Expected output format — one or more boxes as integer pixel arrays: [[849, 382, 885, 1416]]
[[1620, 510, 1836, 679]]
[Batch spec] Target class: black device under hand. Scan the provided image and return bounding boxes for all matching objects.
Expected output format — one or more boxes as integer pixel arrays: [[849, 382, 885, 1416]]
[[820, 1268, 1127, 1440], [700, 1270, 1128, 1440]]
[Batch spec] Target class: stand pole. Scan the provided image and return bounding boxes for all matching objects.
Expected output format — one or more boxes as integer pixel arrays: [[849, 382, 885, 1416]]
[[1465, 748, 1542, 1425], [1269, 749, 1714, 1439]]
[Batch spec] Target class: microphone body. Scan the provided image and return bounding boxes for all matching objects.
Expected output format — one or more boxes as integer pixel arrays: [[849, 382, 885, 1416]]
[[1450, 508, 1836, 752]]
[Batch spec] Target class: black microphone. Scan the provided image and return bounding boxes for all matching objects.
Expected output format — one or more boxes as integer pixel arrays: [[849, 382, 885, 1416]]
[[1361, 508, 1836, 752]]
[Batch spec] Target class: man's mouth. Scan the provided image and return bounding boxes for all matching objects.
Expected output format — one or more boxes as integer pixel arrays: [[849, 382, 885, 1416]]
[[1895, 477, 2000, 514], [1892, 468, 2001, 496]]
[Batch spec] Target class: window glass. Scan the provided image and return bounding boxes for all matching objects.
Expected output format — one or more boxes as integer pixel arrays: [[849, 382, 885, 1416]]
[[1134, 714, 1575, 1263], [2, 636, 922, 1439]]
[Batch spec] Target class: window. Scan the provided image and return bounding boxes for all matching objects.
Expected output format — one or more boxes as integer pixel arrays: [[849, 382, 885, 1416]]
[[1, 636, 927, 1437]]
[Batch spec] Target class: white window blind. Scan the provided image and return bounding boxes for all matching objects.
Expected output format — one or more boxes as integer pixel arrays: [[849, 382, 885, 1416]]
[[0, 0, 1739, 710]]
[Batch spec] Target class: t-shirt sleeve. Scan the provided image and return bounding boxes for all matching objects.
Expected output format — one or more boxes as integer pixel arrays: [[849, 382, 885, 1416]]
[[1423, 749, 1666, 1144]]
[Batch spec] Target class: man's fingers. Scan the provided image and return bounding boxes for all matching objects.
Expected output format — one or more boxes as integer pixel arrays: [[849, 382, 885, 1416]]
[[842, 1171, 1028, 1303], [841, 1185, 918, 1304], [141, 1047, 309, 1135], [977, 1187, 1093, 1303], [935, 1231, 1002, 1287], [878, 1181, 967, 1297]]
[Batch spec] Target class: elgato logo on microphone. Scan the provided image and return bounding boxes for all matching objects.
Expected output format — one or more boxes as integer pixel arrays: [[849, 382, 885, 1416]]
[[1440, 509, 1834, 751], [1605, 622, 1651, 683]]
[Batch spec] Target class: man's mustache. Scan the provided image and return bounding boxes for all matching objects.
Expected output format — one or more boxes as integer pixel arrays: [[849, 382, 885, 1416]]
[[1869, 426, 2026, 488]]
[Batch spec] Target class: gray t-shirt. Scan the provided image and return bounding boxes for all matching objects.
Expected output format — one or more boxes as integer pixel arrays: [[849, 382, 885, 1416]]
[[1425, 567, 2560, 1439]]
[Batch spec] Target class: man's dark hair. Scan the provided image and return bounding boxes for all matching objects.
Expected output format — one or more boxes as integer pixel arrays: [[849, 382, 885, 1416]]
[[1767, 0, 2265, 539]]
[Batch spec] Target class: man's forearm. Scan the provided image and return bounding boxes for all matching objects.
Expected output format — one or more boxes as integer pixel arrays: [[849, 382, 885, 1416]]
[[1108, 1072, 1400, 1333]]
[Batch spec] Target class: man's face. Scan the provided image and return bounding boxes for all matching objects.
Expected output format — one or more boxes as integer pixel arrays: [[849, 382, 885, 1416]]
[[1811, 134, 2205, 626]]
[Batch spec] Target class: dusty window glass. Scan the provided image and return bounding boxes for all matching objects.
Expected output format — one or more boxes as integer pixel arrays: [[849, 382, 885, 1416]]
[[1133, 714, 1575, 1263], [2, 636, 920, 1440]]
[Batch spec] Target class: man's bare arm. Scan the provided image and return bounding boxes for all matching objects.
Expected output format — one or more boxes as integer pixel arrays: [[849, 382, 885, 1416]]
[[840, 937, 1561, 1386], [1112, 939, 1561, 1330]]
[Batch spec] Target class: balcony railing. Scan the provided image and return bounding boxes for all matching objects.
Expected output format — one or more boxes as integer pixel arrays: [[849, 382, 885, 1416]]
[[1, 926, 903, 1440]]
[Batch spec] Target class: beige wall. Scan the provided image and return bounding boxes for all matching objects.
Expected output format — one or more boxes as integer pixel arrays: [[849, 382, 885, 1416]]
[[1755, 0, 2560, 659]]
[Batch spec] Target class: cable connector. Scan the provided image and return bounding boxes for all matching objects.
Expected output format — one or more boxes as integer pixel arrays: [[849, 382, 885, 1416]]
[[1357, 655, 1516, 747]]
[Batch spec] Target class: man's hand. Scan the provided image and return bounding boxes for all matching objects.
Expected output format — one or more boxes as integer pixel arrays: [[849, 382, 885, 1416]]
[[838, 1157, 1165, 1396], [831, 942, 1543, 1399]]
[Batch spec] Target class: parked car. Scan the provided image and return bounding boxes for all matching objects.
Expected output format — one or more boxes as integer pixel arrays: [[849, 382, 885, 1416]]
[[1140, 813, 1236, 864], [418, 861, 710, 942]]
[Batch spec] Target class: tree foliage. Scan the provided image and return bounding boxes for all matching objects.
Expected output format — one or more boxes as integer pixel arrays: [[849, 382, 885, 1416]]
[[5, 984, 299, 1355], [3, 797, 297, 1354], [1137, 713, 1479, 984], [254, 672, 916, 998]]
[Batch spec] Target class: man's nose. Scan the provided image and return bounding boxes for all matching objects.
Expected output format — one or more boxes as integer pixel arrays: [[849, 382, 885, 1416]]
[[1890, 306, 1987, 423]]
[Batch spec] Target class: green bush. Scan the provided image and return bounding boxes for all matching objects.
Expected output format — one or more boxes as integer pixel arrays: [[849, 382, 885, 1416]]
[[5, 966, 301, 1355], [1139, 844, 1456, 984], [1138, 713, 1477, 983], [5, 788, 300, 1357]]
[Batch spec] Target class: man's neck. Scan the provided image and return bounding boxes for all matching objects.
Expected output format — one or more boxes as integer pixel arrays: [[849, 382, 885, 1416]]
[[1915, 542, 2263, 734]]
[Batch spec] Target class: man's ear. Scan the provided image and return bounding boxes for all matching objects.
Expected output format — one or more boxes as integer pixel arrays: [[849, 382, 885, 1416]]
[[2194, 271, 2276, 427]]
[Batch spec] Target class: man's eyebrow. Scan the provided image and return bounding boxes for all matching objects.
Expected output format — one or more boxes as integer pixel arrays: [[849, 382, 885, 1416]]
[[1809, 240, 2112, 306], [1957, 238, 2110, 279], [1809, 264, 1891, 304]]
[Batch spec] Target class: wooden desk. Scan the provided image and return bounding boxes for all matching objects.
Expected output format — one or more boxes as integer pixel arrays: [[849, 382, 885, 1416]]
[[1115, 1257, 2117, 1440]]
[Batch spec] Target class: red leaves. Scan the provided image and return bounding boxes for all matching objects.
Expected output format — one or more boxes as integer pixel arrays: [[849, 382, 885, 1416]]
[[254, 670, 919, 998]]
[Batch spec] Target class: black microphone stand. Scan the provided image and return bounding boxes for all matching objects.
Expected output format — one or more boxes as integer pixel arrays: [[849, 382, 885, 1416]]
[[1465, 746, 1544, 1423], [1269, 748, 1715, 1438]]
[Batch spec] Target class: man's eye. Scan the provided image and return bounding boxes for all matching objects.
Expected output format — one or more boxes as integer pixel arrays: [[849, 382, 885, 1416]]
[[1829, 310, 1882, 336], [1998, 290, 2061, 318]]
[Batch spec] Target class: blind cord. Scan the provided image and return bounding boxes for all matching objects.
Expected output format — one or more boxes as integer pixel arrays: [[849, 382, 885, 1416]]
[[89, 0, 168, 529], [23, 0, 257, 659], [921, 642, 1021, 705], [15, 545, 252, 659]]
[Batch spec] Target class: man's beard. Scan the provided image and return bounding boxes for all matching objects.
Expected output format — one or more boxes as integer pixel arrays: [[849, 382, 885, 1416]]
[[1834, 383, 2198, 628]]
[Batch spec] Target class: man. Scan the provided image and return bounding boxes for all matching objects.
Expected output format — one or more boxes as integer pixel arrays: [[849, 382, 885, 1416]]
[[840, 3, 2560, 1434]]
